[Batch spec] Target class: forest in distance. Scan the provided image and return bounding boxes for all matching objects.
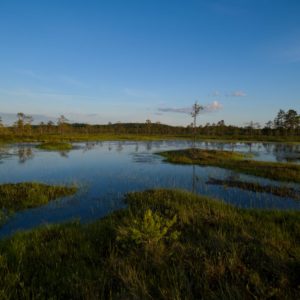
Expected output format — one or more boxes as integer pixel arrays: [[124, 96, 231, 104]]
[[0, 108, 300, 140]]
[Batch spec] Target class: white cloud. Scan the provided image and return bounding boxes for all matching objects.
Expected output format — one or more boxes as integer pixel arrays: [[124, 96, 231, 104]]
[[205, 100, 223, 111], [158, 107, 192, 114], [228, 90, 247, 97], [158, 101, 222, 115], [211, 90, 220, 97]]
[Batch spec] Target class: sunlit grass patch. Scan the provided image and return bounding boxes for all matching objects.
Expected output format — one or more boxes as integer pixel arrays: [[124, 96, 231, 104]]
[[158, 148, 300, 183]]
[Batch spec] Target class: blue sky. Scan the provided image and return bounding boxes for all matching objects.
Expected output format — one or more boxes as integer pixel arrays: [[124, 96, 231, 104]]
[[0, 0, 300, 126]]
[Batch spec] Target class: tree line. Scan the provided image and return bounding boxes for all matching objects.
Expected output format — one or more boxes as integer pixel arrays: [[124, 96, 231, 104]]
[[0, 109, 299, 138]]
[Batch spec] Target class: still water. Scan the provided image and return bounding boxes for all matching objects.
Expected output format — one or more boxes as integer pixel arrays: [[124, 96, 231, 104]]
[[0, 140, 300, 237]]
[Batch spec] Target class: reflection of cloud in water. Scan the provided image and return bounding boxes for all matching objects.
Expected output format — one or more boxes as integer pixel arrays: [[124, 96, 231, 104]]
[[0, 147, 12, 164], [83, 142, 97, 151]]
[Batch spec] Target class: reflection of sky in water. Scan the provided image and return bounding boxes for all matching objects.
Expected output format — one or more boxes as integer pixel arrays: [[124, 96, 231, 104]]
[[0, 141, 300, 238]]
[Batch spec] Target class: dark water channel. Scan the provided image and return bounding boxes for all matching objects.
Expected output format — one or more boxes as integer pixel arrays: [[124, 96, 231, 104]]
[[0, 140, 300, 237]]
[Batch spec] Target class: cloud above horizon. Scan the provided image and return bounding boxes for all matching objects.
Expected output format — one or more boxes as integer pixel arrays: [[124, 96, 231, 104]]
[[158, 101, 222, 115], [228, 90, 247, 97]]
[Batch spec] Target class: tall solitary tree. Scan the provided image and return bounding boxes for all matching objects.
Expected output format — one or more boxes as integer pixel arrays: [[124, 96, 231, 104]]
[[191, 101, 203, 148], [24, 115, 33, 135], [145, 119, 152, 135], [57, 115, 69, 134], [15, 112, 25, 134], [0, 116, 3, 134]]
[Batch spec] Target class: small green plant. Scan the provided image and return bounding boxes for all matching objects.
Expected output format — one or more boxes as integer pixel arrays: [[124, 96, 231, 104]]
[[117, 209, 180, 249]]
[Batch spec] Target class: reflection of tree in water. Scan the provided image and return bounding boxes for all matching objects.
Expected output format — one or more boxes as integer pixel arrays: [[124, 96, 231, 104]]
[[210, 142, 217, 150], [83, 142, 97, 152], [116, 142, 123, 152], [108, 143, 112, 151], [230, 143, 236, 152], [135, 143, 139, 152], [216, 142, 225, 151], [145, 141, 152, 151], [18, 146, 34, 164], [58, 151, 69, 158], [192, 164, 201, 193], [226, 171, 241, 181], [245, 142, 253, 153], [272, 143, 300, 162], [262, 143, 272, 154], [0, 147, 8, 164]]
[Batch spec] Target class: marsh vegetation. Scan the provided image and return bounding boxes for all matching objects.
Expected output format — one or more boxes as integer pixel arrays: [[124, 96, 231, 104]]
[[158, 148, 300, 183], [0, 182, 77, 226], [0, 141, 299, 298], [0, 189, 299, 299], [207, 177, 300, 200], [36, 142, 73, 151]]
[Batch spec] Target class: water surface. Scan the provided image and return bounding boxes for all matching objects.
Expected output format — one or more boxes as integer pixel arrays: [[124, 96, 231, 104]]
[[1, 140, 300, 237]]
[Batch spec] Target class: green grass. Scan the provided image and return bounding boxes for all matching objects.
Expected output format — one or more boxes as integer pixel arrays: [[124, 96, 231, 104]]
[[0, 182, 77, 211], [0, 189, 299, 299], [1, 133, 300, 144], [36, 141, 73, 151], [158, 148, 300, 183], [207, 177, 300, 199]]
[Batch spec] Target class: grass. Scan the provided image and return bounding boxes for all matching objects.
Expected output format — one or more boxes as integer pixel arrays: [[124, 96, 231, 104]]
[[36, 141, 73, 151], [207, 177, 300, 200], [1, 133, 300, 144], [0, 182, 77, 212], [158, 148, 300, 183], [0, 189, 299, 299]]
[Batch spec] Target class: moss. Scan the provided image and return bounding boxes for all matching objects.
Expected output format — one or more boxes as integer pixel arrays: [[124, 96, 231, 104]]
[[36, 142, 73, 151], [158, 148, 300, 183], [0, 189, 299, 299], [207, 177, 300, 199]]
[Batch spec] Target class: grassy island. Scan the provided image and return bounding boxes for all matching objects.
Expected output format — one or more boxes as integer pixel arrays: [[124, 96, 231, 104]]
[[0, 189, 299, 299], [158, 148, 300, 183], [36, 142, 73, 151], [0, 182, 77, 212], [207, 177, 300, 199]]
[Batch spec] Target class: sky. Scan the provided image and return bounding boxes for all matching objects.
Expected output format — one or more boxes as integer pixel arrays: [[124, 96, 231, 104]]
[[0, 0, 300, 126]]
